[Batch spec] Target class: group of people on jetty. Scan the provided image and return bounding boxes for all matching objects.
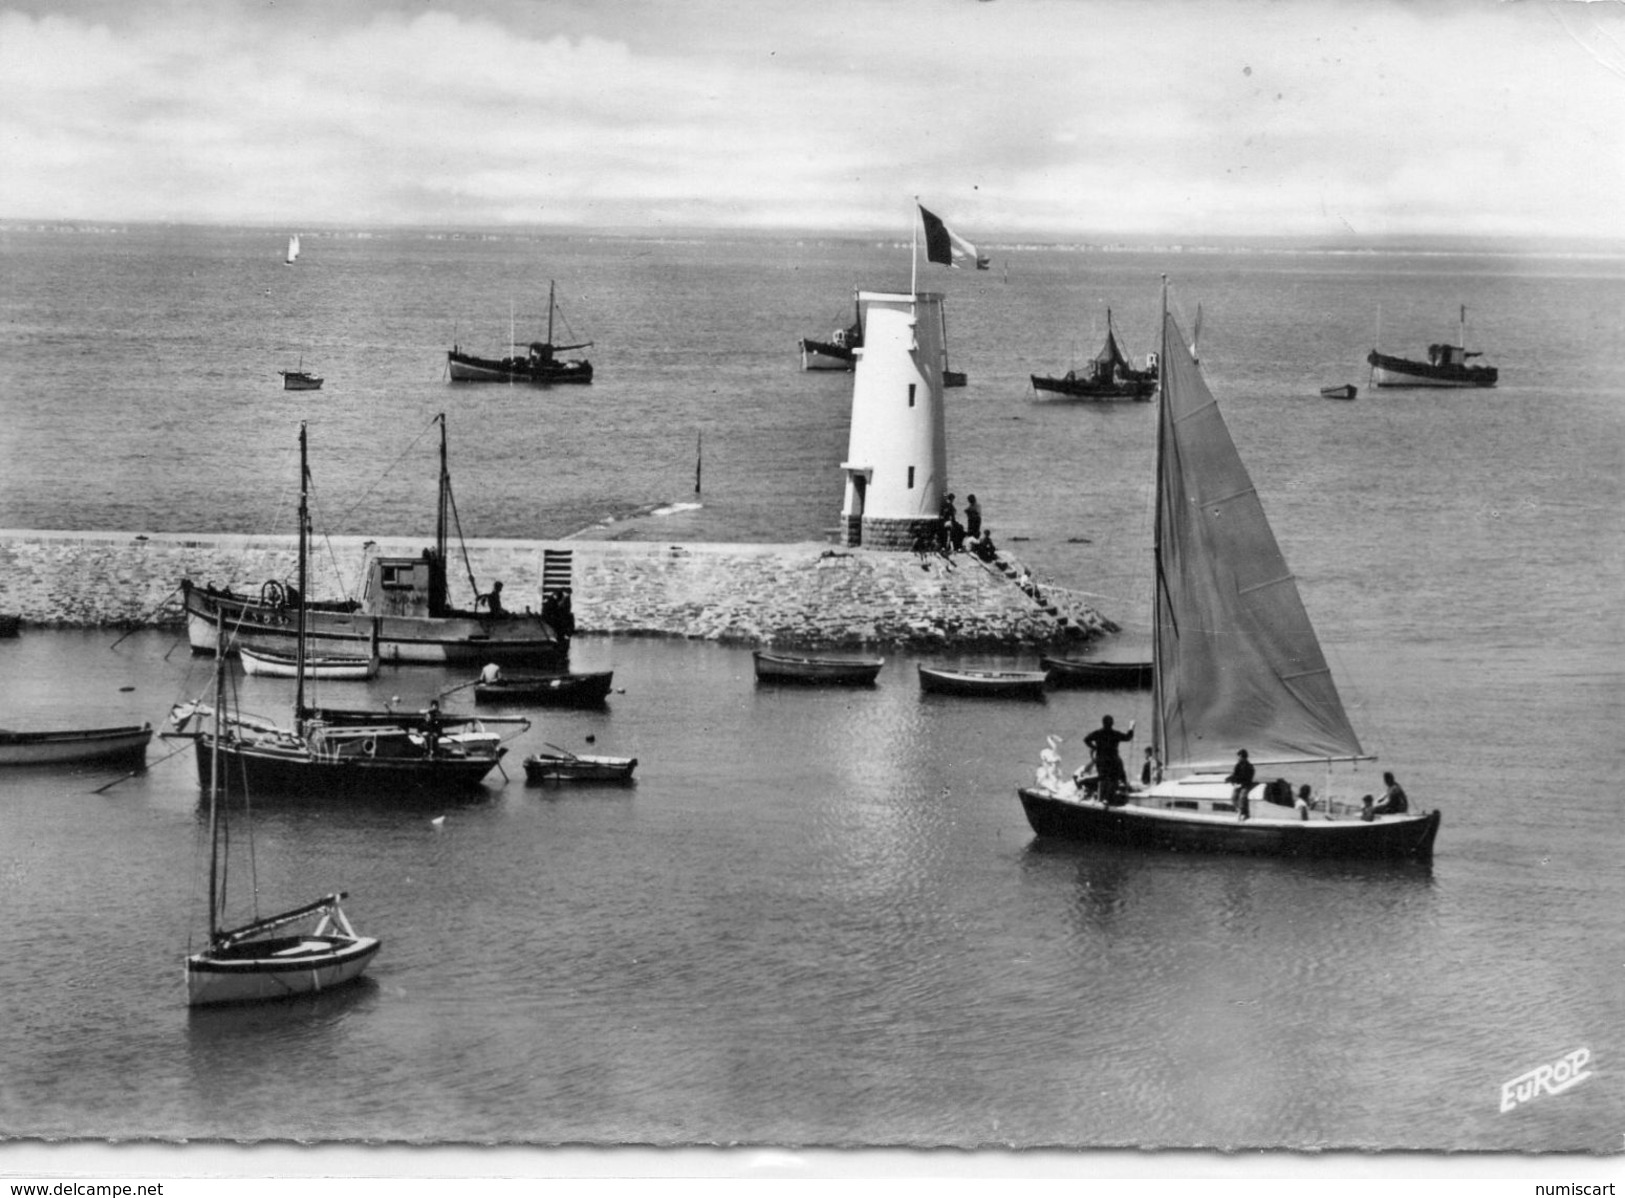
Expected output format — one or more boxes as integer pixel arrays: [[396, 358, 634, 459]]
[[915, 491, 1000, 565], [1073, 713, 1410, 822]]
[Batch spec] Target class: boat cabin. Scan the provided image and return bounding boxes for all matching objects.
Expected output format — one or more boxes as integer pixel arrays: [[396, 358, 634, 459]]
[[360, 549, 449, 618], [1426, 342, 1477, 367]]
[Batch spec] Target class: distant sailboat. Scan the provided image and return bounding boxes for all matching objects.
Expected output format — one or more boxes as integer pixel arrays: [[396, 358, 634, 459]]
[[285, 235, 300, 265]]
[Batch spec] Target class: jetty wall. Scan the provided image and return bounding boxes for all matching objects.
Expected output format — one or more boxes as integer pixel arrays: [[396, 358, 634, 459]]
[[0, 530, 1110, 648]]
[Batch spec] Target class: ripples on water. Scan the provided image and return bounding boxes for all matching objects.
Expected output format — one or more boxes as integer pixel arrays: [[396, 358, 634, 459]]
[[0, 232, 1621, 1150]]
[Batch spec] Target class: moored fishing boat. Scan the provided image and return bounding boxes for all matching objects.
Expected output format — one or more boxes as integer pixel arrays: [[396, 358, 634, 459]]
[[0, 723, 152, 767], [1017, 285, 1441, 860], [447, 281, 592, 384], [473, 669, 614, 707], [1367, 306, 1497, 388], [180, 413, 568, 666], [278, 370, 324, 391], [523, 748, 637, 783], [752, 650, 884, 686], [1031, 309, 1156, 401], [1039, 655, 1152, 689], [918, 665, 1048, 699], [169, 424, 524, 800]]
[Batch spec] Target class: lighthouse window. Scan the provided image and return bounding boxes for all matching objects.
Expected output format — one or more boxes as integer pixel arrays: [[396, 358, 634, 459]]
[[907, 466, 915, 488], [908, 384, 916, 408]]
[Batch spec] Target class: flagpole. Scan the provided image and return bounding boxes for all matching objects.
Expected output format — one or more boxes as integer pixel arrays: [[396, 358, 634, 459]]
[[910, 198, 918, 298]]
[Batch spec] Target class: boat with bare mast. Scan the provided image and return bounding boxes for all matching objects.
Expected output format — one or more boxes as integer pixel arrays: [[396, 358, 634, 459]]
[[447, 281, 593, 384]]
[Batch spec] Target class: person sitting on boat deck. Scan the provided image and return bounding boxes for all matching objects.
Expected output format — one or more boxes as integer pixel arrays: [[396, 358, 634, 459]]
[[1295, 783, 1313, 821], [423, 699, 443, 757], [479, 662, 502, 685], [964, 494, 982, 540], [1083, 715, 1134, 805], [1360, 793, 1377, 822], [1373, 772, 1409, 815], [1226, 749, 1256, 820], [477, 580, 505, 617]]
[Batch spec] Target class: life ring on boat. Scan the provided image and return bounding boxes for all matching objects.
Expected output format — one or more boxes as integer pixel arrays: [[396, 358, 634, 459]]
[[361, 738, 376, 758], [260, 580, 287, 608]]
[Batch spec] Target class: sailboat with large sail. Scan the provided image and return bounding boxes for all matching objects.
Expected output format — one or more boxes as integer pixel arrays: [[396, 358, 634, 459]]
[[1017, 283, 1440, 859], [185, 610, 380, 1006], [180, 413, 568, 665], [447, 281, 593, 384], [285, 234, 300, 265], [169, 423, 524, 799]]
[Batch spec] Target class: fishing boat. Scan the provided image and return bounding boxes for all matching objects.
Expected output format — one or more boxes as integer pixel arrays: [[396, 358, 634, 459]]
[[279, 355, 323, 391], [0, 723, 151, 767], [752, 650, 884, 686], [1031, 309, 1157, 401], [1039, 655, 1153, 689], [473, 669, 614, 707], [285, 234, 300, 265], [185, 631, 380, 1007], [447, 282, 593, 384], [799, 293, 861, 371], [1017, 287, 1441, 860], [169, 425, 523, 799], [1367, 306, 1497, 388], [523, 748, 638, 784], [180, 413, 568, 666], [1319, 384, 1357, 400], [918, 665, 1048, 699]]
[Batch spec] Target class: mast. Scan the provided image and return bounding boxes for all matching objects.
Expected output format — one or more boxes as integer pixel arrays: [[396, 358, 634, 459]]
[[1459, 304, 1467, 353], [208, 607, 225, 942], [295, 422, 309, 732], [1151, 276, 1169, 770], [547, 281, 556, 347], [435, 412, 448, 568]]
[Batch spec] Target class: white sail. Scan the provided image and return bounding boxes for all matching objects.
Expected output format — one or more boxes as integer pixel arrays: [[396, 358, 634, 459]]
[[1153, 308, 1366, 770], [286, 234, 300, 264]]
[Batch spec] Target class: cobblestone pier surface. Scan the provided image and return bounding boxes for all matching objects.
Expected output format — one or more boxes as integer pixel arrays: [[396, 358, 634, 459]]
[[0, 530, 1111, 649]]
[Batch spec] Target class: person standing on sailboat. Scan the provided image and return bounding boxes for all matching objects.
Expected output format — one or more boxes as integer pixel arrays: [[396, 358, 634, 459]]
[[1083, 715, 1134, 805]]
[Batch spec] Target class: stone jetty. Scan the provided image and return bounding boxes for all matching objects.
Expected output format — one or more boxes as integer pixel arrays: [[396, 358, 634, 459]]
[[0, 529, 1111, 648]]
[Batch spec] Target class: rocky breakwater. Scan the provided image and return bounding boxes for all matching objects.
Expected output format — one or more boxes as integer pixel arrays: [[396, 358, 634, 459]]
[[0, 530, 1110, 648]]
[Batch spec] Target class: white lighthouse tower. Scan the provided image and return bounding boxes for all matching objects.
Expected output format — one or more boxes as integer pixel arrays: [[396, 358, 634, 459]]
[[838, 290, 949, 550]]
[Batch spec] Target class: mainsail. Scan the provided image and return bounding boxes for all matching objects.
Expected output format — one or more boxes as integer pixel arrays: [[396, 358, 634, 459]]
[[1153, 308, 1366, 769], [286, 234, 300, 264]]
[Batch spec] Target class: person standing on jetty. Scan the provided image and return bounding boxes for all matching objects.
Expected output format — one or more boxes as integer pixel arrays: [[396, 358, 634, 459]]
[[939, 492, 957, 551], [964, 494, 982, 540]]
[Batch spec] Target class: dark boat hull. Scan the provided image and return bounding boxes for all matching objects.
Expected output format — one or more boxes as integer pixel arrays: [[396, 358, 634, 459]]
[[918, 666, 1048, 699], [447, 350, 593, 384], [474, 670, 614, 707], [1039, 656, 1152, 689], [753, 651, 884, 686], [1319, 384, 1358, 400], [1031, 374, 1154, 401], [523, 752, 637, 783], [1366, 350, 1497, 388], [279, 372, 324, 391], [1017, 788, 1441, 860], [798, 338, 856, 371], [191, 737, 501, 798]]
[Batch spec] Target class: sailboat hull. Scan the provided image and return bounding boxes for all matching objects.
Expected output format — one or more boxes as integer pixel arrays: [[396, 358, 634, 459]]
[[186, 935, 380, 1006], [191, 737, 503, 798], [1016, 787, 1441, 860], [446, 351, 593, 384]]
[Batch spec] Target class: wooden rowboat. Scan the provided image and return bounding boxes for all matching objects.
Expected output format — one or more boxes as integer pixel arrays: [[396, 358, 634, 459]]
[[523, 749, 637, 783], [917, 665, 1048, 699], [752, 650, 884, 686], [0, 723, 152, 767], [240, 645, 380, 680], [1319, 383, 1358, 400], [1039, 655, 1153, 689], [473, 670, 614, 707]]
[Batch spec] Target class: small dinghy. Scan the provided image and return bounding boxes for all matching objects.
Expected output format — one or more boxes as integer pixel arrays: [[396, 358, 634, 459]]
[[917, 665, 1048, 699], [523, 747, 638, 783]]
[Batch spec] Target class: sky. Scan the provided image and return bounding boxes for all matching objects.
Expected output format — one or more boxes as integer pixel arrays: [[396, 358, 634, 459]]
[[1, 0, 1623, 242]]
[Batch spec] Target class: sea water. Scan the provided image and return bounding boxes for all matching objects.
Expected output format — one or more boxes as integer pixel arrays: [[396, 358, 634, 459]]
[[0, 227, 1620, 1150]]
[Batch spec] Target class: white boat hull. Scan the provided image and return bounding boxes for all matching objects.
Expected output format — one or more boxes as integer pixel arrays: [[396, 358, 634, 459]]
[[186, 935, 380, 1006], [240, 645, 379, 680], [1369, 364, 1485, 388]]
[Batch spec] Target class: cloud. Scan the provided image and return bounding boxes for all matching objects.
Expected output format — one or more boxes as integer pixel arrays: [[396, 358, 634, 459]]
[[0, 0, 1620, 239]]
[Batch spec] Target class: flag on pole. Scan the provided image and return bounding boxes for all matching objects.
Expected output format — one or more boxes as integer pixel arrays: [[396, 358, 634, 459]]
[[919, 205, 985, 269]]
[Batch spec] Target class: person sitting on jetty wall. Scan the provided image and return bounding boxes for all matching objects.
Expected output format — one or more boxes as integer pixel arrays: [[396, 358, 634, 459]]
[[1083, 715, 1134, 805], [1373, 772, 1409, 815], [1226, 748, 1255, 821]]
